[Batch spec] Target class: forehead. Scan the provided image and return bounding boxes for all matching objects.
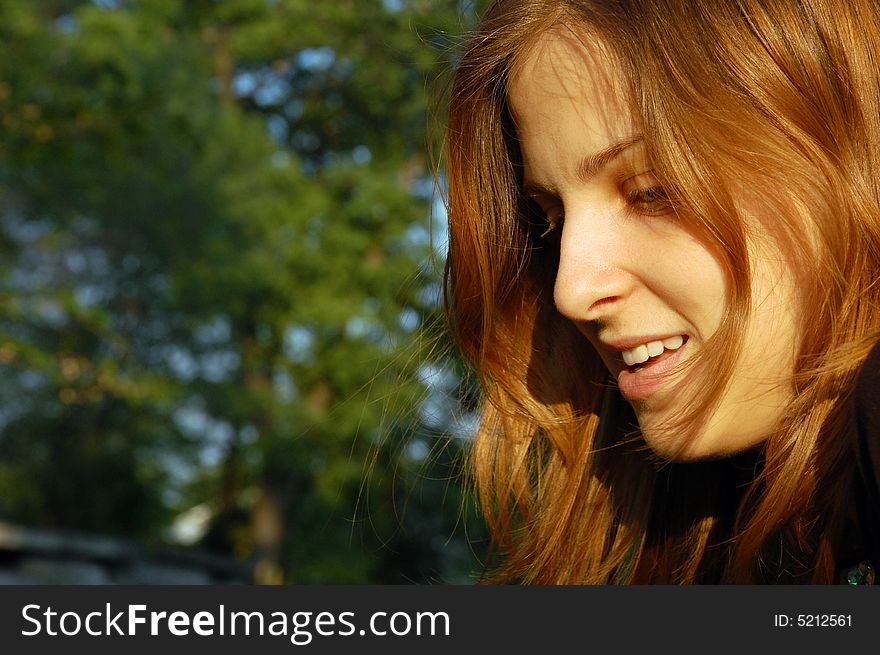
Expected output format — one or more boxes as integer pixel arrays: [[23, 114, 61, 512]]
[[507, 28, 627, 127], [507, 28, 638, 186]]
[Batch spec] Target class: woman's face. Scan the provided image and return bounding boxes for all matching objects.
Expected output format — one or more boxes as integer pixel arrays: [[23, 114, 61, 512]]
[[508, 31, 799, 460]]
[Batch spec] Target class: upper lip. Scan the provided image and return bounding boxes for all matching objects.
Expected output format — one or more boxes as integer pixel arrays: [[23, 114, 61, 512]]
[[598, 333, 688, 353]]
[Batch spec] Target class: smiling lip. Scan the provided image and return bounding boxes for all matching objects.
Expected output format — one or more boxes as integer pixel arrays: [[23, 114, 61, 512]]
[[613, 335, 689, 401]]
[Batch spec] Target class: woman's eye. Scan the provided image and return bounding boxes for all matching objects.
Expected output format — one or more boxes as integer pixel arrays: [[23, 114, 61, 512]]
[[539, 208, 563, 237], [626, 186, 671, 214], [527, 196, 563, 238]]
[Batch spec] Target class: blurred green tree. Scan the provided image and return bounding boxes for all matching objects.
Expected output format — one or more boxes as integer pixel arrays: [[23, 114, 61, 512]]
[[0, 0, 488, 583]]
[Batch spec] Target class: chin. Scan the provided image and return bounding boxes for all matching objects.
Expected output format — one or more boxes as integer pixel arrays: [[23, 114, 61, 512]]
[[641, 432, 707, 462], [640, 423, 766, 463]]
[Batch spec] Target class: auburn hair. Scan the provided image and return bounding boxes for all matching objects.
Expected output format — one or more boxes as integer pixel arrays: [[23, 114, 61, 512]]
[[444, 0, 880, 583]]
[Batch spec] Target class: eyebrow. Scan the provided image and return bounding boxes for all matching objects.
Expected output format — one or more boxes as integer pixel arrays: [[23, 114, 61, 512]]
[[523, 134, 644, 194]]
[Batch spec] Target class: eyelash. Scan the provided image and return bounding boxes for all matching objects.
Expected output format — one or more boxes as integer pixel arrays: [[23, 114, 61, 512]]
[[625, 185, 672, 215], [533, 184, 672, 238]]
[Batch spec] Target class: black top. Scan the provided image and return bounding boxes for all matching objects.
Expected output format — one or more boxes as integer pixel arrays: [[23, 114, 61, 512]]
[[848, 341, 880, 576]]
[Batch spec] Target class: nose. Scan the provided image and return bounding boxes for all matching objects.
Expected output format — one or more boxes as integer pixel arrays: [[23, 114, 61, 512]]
[[553, 204, 635, 323]]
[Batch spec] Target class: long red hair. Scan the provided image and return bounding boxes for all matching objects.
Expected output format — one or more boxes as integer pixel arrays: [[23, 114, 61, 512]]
[[444, 0, 880, 583]]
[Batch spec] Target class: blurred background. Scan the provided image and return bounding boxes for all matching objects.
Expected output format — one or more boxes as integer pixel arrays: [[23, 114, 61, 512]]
[[0, 0, 489, 584]]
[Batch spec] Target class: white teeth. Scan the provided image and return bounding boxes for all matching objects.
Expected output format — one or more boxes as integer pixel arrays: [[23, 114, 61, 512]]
[[621, 336, 685, 368], [631, 344, 649, 365], [646, 341, 664, 358], [662, 335, 684, 350]]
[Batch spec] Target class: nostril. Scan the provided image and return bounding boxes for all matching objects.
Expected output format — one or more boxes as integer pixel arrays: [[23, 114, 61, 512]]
[[587, 296, 622, 314]]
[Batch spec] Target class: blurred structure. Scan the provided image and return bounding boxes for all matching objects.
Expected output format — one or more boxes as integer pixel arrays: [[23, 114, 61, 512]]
[[0, 521, 251, 584]]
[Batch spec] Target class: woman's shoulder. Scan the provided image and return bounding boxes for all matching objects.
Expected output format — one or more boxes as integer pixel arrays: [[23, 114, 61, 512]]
[[854, 340, 880, 449], [855, 338, 880, 390], [854, 342, 880, 489], [852, 341, 880, 568]]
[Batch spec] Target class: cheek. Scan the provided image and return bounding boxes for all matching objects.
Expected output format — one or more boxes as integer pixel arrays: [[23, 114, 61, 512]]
[[699, 252, 799, 454], [650, 234, 728, 335], [743, 252, 800, 371]]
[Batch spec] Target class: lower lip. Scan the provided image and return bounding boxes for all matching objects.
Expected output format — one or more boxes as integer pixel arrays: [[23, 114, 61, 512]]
[[617, 339, 688, 402]]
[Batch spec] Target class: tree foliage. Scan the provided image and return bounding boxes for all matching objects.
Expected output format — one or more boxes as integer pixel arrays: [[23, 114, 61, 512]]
[[0, 0, 488, 583]]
